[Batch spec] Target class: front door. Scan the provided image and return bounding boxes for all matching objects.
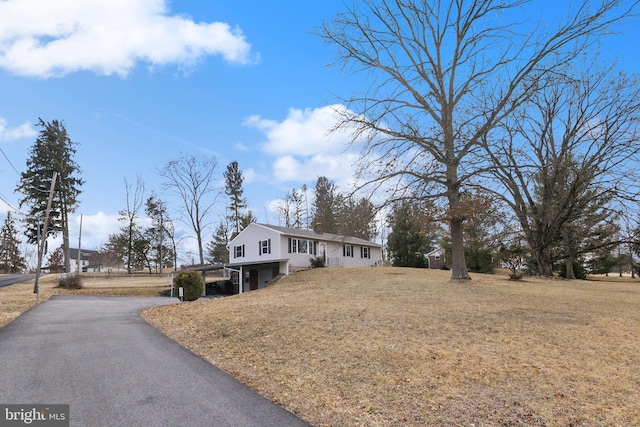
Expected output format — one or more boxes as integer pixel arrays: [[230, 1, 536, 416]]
[[249, 269, 259, 291]]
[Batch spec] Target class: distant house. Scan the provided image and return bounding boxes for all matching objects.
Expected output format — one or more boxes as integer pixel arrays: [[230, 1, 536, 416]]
[[425, 248, 445, 270], [68, 248, 101, 273], [226, 223, 383, 293]]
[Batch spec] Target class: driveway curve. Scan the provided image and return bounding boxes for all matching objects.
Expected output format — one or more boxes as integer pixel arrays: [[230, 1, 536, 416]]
[[0, 296, 309, 427]]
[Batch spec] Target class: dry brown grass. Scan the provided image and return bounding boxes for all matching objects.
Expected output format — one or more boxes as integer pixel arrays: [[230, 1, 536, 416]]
[[0, 273, 171, 328], [142, 267, 640, 426]]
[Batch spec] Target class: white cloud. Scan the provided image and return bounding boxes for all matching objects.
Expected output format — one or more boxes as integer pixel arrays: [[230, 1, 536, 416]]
[[0, 0, 255, 77], [0, 118, 36, 141], [245, 105, 354, 156], [70, 212, 119, 250], [271, 153, 359, 184], [245, 104, 370, 186]]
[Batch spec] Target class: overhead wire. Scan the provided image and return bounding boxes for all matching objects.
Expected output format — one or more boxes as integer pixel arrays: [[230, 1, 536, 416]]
[[0, 144, 25, 214], [0, 146, 20, 175]]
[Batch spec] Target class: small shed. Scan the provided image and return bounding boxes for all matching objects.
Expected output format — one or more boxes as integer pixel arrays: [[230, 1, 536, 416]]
[[425, 248, 445, 270]]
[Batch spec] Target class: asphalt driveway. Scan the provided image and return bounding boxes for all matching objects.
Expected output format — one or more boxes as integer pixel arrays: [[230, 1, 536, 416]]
[[0, 296, 310, 427]]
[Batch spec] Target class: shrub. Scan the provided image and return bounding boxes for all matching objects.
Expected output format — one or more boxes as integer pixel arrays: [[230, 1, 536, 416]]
[[310, 256, 326, 268], [509, 270, 524, 281], [173, 271, 204, 301], [58, 274, 83, 289]]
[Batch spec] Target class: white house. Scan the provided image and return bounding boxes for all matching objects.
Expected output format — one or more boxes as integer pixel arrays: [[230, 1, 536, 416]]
[[225, 223, 383, 293], [68, 248, 101, 273]]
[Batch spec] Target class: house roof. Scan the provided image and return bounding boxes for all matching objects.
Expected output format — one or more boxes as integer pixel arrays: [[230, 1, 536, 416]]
[[255, 223, 382, 248], [425, 248, 443, 257], [69, 248, 99, 260]]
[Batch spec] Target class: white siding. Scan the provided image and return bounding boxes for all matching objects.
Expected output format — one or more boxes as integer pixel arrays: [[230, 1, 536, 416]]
[[281, 236, 320, 269], [227, 223, 383, 272], [228, 224, 283, 264]]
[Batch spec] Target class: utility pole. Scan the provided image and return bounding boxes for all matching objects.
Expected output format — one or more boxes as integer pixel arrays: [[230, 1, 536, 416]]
[[34, 171, 57, 300], [77, 214, 83, 275]]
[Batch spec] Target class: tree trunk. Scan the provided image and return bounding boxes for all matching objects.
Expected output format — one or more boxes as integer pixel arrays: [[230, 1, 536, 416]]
[[562, 227, 575, 280], [564, 258, 575, 280], [447, 177, 469, 280], [536, 247, 554, 277], [630, 244, 635, 279], [450, 217, 470, 279]]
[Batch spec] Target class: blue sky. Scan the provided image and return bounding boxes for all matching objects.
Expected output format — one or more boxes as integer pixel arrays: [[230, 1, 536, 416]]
[[0, 0, 639, 263], [0, 0, 359, 260]]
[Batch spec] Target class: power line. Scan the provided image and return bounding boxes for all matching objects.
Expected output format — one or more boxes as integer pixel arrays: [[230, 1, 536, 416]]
[[0, 192, 20, 213], [0, 146, 20, 175]]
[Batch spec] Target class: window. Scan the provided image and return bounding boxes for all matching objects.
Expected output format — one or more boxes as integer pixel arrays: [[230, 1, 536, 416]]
[[259, 239, 271, 255], [288, 238, 317, 255], [361, 247, 370, 259], [435, 255, 440, 260], [234, 245, 245, 258], [343, 244, 353, 257]]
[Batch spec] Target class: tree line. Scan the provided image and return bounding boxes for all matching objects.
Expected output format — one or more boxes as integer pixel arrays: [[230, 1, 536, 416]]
[[4, 0, 640, 279], [319, 0, 640, 279]]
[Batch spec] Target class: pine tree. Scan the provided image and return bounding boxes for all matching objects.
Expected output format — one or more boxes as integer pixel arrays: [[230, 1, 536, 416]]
[[336, 196, 377, 240], [144, 194, 174, 274], [311, 176, 337, 233], [206, 221, 231, 264], [224, 161, 248, 238], [0, 212, 26, 273], [387, 201, 434, 267], [16, 119, 83, 273]]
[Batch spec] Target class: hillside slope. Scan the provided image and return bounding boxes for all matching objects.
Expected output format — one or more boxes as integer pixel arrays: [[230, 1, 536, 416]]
[[143, 267, 640, 426]]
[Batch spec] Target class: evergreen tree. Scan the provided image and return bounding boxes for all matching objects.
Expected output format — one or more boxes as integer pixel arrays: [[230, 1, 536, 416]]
[[16, 119, 83, 273], [311, 176, 337, 233], [240, 210, 257, 230], [0, 212, 26, 273], [387, 201, 434, 267], [206, 221, 231, 264], [336, 195, 377, 241], [462, 191, 502, 274], [224, 161, 248, 238], [144, 194, 174, 274]]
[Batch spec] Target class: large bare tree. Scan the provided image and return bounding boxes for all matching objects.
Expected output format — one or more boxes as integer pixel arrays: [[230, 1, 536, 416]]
[[484, 67, 640, 277], [320, 0, 636, 279], [158, 155, 220, 266]]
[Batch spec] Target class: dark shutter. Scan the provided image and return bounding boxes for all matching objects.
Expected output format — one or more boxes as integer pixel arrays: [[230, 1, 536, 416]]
[[259, 241, 262, 256], [268, 239, 271, 254], [288, 238, 292, 253]]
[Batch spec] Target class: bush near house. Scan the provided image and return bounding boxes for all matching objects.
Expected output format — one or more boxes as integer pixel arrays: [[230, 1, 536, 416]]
[[173, 271, 204, 301], [309, 256, 326, 268], [58, 274, 83, 289]]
